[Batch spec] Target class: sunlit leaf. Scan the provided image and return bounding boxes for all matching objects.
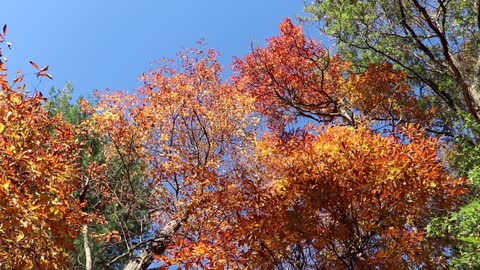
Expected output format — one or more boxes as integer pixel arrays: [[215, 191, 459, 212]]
[[29, 60, 39, 70]]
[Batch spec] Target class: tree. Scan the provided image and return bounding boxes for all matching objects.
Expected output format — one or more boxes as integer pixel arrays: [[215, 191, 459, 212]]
[[45, 82, 84, 125], [233, 18, 431, 132], [427, 113, 480, 269], [227, 124, 464, 269], [82, 20, 467, 269], [227, 19, 466, 269], [85, 47, 258, 269], [303, 0, 480, 132], [303, 1, 480, 266], [0, 27, 86, 269], [0, 17, 467, 269], [46, 84, 153, 269], [77, 92, 152, 269]]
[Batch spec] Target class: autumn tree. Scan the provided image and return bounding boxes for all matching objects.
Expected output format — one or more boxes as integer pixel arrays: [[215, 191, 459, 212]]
[[85, 47, 258, 269], [222, 125, 463, 269], [0, 26, 86, 269], [224, 18, 466, 269], [0, 16, 462, 269], [303, 1, 480, 266], [233, 18, 431, 132], [77, 20, 467, 270]]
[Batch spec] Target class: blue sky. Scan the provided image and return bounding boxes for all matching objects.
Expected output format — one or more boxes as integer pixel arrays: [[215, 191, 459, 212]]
[[2, 1, 324, 99]]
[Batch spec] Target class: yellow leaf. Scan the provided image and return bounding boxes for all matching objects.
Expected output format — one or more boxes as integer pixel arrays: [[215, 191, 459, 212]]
[[9, 93, 21, 105], [1, 181, 9, 191], [0, 122, 4, 133], [16, 231, 25, 242]]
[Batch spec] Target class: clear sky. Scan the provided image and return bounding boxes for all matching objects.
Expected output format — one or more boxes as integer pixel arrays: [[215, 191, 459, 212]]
[[2, 1, 323, 98]]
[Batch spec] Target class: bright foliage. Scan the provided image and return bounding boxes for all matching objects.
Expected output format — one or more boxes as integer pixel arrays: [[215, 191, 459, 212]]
[[233, 19, 430, 131], [84, 47, 258, 268], [0, 69, 85, 268], [233, 19, 347, 127], [304, 1, 480, 266], [148, 126, 465, 269], [234, 125, 465, 269], [0, 18, 469, 270], [84, 20, 466, 270]]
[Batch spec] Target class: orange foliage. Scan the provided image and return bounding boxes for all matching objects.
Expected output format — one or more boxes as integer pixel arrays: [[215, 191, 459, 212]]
[[344, 64, 434, 124], [234, 18, 431, 131], [232, 125, 465, 268], [0, 28, 85, 269], [0, 82, 85, 268], [154, 125, 465, 269], [0, 18, 462, 270], [82, 20, 462, 269], [233, 18, 346, 129], [85, 47, 258, 268]]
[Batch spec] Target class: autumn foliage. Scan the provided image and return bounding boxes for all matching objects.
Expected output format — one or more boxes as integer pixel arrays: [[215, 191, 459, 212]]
[[80, 19, 466, 270], [233, 125, 464, 269], [0, 74, 85, 268], [233, 19, 431, 131], [0, 26, 86, 268], [142, 125, 465, 269], [84, 47, 259, 267], [0, 18, 469, 269]]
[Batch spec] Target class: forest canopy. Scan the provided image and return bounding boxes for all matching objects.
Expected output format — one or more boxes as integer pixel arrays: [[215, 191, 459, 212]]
[[1, 1, 479, 268]]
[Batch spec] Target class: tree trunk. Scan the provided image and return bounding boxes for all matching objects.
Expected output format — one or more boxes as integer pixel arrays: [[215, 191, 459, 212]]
[[123, 218, 183, 270], [83, 224, 93, 270], [469, 55, 480, 119]]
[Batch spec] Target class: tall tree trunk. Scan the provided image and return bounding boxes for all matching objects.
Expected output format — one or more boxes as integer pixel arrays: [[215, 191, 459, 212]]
[[80, 177, 93, 270], [83, 224, 93, 270], [469, 55, 480, 119], [123, 218, 183, 270]]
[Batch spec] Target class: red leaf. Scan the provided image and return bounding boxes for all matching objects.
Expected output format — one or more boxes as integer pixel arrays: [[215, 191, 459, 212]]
[[29, 61, 39, 70], [13, 75, 24, 84], [39, 73, 53, 80], [39, 65, 49, 73]]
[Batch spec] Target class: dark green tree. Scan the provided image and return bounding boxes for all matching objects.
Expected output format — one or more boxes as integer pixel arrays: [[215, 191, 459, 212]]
[[46, 84, 152, 269]]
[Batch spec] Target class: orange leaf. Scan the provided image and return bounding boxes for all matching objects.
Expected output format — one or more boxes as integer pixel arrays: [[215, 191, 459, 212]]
[[39, 73, 53, 80], [39, 65, 49, 73], [13, 74, 23, 84], [29, 61, 39, 70]]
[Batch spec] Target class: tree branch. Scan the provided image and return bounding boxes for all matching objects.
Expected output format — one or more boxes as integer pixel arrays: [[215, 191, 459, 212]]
[[411, 0, 480, 121]]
